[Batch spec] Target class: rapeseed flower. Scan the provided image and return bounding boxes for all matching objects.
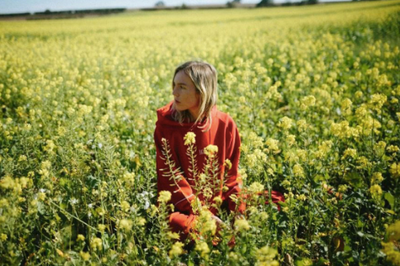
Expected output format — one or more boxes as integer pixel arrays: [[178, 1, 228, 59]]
[[369, 184, 383, 200], [120, 200, 130, 212], [266, 138, 279, 152], [390, 163, 400, 178], [371, 172, 384, 184], [341, 98, 353, 115], [286, 134, 296, 147], [255, 245, 279, 266], [382, 220, 400, 265], [118, 219, 133, 231], [278, 116, 293, 130], [234, 218, 250, 232], [387, 145, 399, 153], [297, 119, 308, 132], [158, 190, 172, 203], [197, 208, 217, 235], [167, 232, 180, 240], [80, 251, 90, 261], [301, 95, 316, 109], [204, 144, 218, 158], [90, 237, 102, 251], [169, 241, 184, 258], [98, 224, 106, 233], [195, 241, 210, 258], [224, 159, 232, 170], [293, 164, 305, 178], [184, 132, 196, 146], [342, 148, 357, 160], [248, 182, 264, 194]]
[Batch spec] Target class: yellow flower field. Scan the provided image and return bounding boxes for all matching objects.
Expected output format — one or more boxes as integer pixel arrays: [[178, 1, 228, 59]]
[[1, 1, 400, 265]]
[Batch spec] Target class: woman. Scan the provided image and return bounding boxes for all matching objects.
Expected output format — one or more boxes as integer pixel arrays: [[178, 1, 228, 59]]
[[154, 61, 245, 239]]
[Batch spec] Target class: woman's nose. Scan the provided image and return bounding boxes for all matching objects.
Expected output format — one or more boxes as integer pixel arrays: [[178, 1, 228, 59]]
[[172, 87, 178, 97]]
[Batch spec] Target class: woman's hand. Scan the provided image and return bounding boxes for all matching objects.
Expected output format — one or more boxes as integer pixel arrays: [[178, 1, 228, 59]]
[[212, 215, 223, 225]]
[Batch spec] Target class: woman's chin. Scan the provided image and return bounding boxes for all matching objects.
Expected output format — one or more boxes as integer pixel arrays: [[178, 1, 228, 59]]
[[173, 104, 184, 111]]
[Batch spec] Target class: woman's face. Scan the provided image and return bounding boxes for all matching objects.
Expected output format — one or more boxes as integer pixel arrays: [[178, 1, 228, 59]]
[[172, 70, 200, 119]]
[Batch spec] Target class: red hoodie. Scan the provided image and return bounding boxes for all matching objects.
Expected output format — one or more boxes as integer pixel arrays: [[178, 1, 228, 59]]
[[154, 101, 244, 236]]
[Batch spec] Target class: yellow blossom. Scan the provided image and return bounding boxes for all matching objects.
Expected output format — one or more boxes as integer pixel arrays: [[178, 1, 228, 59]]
[[195, 241, 210, 258], [293, 163, 304, 178], [38, 192, 46, 201], [355, 156, 370, 170], [196, 208, 217, 235], [120, 200, 130, 212], [371, 172, 384, 184], [369, 184, 383, 200], [224, 159, 232, 170], [204, 144, 218, 158], [80, 251, 90, 261], [342, 148, 357, 160], [123, 171, 135, 185], [158, 190, 172, 204], [387, 220, 400, 241], [286, 134, 296, 146], [98, 224, 106, 233], [234, 218, 250, 232], [18, 155, 27, 162], [278, 116, 293, 130], [266, 138, 279, 152], [167, 232, 180, 240], [0, 175, 15, 189], [184, 132, 196, 146], [381, 242, 400, 265], [248, 182, 264, 194], [90, 237, 102, 251], [255, 246, 279, 266], [44, 140, 56, 153], [169, 241, 184, 258], [118, 219, 133, 231], [390, 162, 400, 178], [369, 93, 387, 113], [387, 145, 399, 153], [297, 194, 307, 201], [297, 119, 308, 132], [136, 217, 146, 226], [301, 95, 316, 109], [213, 196, 223, 206], [374, 141, 387, 155], [341, 98, 353, 115], [381, 220, 400, 265]]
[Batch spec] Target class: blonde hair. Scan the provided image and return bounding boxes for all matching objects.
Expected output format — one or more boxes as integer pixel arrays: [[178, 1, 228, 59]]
[[171, 60, 218, 131]]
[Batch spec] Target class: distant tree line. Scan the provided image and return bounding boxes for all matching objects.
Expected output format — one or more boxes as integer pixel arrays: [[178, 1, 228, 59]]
[[0, 8, 126, 17], [0, 12, 31, 17], [34, 8, 126, 15]]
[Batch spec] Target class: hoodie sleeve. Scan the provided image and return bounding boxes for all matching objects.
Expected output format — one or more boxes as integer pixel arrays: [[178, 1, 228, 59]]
[[154, 124, 194, 214], [222, 120, 246, 213]]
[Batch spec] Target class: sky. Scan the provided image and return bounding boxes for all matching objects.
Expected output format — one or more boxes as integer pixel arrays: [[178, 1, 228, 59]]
[[1, 0, 266, 14]]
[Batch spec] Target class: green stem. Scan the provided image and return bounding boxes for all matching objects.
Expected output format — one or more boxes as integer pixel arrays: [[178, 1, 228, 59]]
[[49, 199, 98, 232]]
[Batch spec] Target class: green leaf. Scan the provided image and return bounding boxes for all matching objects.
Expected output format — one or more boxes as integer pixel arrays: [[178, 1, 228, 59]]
[[344, 172, 364, 189], [384, 192, 394, 210], [385, 209, 396, 215]]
